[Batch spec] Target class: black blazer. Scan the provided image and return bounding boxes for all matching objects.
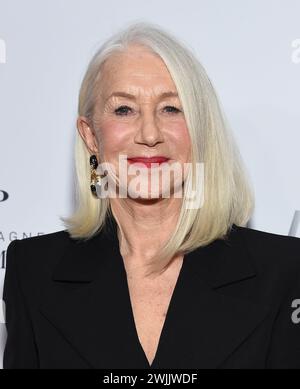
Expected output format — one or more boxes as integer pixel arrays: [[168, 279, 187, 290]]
[[2, 214, 300, 369]]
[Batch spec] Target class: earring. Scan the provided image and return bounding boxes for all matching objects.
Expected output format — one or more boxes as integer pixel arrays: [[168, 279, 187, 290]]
[[90, 154, 103, 198]]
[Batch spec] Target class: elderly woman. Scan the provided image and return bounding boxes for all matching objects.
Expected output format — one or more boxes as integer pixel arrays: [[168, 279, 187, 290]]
[[3, 22, 300, 369]]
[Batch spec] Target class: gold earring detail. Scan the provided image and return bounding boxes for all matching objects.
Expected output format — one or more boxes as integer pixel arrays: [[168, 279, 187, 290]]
[[90, 154, 104, 198]]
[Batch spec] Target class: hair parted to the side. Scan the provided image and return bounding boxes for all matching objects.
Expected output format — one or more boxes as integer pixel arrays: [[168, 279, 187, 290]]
[[60, 20, 255, 276]]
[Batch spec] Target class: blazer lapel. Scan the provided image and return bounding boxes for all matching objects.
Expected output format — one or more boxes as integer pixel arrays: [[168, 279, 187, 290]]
[[151, 229, 271, 368], [38, 217, 148, 368], [38, 217, 271, 369]]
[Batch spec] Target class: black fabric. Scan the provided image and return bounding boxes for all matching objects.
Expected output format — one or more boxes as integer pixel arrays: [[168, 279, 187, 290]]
[[2, 215, 300, 369]]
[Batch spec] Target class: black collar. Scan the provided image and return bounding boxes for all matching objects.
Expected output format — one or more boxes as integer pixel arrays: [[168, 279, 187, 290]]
[[52, 213, 257, 289], [39, 214, 270, 369]]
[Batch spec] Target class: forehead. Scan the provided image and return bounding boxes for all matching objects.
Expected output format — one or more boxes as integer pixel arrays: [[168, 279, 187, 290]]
[[99, 46, 177, 99]]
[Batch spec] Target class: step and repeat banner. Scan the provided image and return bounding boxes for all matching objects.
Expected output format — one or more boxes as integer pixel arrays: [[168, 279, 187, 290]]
[[0, 0, 300, 368]]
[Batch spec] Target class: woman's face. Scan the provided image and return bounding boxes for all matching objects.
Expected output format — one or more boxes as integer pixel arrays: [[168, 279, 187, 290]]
[[79, 45, 191, 200]]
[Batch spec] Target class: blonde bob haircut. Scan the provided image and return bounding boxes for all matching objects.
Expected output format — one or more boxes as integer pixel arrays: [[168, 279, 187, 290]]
[[60, 21, 255, 276]]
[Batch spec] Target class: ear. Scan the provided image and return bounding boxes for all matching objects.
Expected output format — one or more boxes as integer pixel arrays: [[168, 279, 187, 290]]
[[77, 116, 99, 157]]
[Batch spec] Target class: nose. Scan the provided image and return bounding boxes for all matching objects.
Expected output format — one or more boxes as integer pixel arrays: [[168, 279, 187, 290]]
[[134, 111, 164, 147]]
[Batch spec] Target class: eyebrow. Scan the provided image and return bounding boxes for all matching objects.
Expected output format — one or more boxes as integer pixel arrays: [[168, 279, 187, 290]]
[[105, 90, 179, 103]]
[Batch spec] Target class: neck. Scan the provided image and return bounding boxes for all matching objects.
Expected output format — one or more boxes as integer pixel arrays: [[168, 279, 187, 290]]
[[109, 197, 182, 270]]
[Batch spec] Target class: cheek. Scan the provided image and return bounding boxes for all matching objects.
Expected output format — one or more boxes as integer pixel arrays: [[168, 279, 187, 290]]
[[167, 122, 191, 158], [98, 121, 129, 155]]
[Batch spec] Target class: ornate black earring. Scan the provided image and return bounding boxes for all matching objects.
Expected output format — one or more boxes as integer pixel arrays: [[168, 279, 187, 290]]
[[90, 154, 101, 197]]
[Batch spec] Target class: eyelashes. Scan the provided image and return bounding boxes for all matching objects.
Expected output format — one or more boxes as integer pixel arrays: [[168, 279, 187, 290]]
[[114, 105, 182, 116]]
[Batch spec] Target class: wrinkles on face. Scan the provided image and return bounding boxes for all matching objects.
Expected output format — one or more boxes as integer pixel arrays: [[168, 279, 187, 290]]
[[91, 44, 191, 174], [100, 96, 183, 125]]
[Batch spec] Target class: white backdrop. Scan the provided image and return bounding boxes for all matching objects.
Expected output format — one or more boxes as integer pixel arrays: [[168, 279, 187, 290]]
[[0, 0, 300, 368]]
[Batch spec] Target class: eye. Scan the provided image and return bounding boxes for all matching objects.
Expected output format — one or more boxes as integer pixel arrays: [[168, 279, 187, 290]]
[[114, 105, 182, 116], [114, 105, 132, 116], [163, 106, 181, 114]]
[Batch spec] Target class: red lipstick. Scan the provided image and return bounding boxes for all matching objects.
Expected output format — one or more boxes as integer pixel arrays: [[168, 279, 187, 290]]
[[127, 156, 170, 168]]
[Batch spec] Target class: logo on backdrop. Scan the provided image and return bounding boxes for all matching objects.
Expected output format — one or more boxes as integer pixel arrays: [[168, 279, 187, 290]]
[[1, 231, 45, 269], [0, 191, 9, 202]]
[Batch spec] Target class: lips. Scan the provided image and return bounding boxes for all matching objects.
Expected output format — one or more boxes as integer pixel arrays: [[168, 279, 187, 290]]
[[127, 156, 170, 168]]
